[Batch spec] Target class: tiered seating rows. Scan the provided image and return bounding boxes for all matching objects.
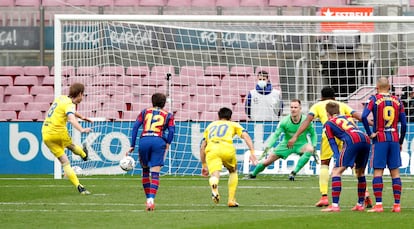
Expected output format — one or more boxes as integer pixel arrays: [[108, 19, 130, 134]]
[[1, 0, 349, 7], [0, 65, 282, 121]]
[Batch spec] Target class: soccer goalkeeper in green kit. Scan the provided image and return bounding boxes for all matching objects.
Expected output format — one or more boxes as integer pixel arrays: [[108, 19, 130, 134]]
[[247, 99, 318, 181]]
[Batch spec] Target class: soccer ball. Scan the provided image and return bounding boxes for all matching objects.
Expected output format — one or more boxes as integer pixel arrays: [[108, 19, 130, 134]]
[[119, 156, 135, 171]]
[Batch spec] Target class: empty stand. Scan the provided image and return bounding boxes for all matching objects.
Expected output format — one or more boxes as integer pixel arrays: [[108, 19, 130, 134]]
[[317, 0, 346, 6], [90, 0, 114, 6], [268, 0, 291, 6], [95, 110, 121, 121], [167, 0, 191, 7], [122, 110, 138, 120], [2, 103, 26, 112], [50, 66, 75, 77], [42, 0, 67, 6], [173, 110, 199, 121], [18, 110, 44, 121], [0, 76, 13, 86], [33, 94, 54, 103], [30, 85, 54, 95], [100, 66, 125, 76], [76, 66, 100, 76], [0, 66, 24, 76], [41, 75, 55, 86], [66, 0, 90, 6], [139, 0, 166, 6], [216, 0, 240, 7], [23, 66, 49, 76], [240, 0, 268, 7], [230, 66, 254, 78], [204, 66, 229, 81], [117, 75, 141, 86], [4, 86, 29, 95], [390, 76, 412, 86], [292, 0, 318, 6], [126, 66, 150, 77], [0, 111, 17, 121], [26, 102, 51, 112], [102, 102, 127, 111], [0, 0, 14, 7], [14, 75, 40, 86], [191, 0, 216, 7], [6, 95, 34, 104], [84, 94, 110, 104], [15, 0, 41, 6], [114, 0, 140, 6], [199, 111, 217, 121]]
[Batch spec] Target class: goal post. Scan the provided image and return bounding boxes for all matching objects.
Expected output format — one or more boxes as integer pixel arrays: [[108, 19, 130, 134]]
[[54, 14, 414, 178]]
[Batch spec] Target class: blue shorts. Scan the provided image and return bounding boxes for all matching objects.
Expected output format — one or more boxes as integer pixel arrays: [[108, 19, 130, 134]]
[[138, 136, 167, 167], [371, 142, 401, 170], [335, 142, 370, 169]]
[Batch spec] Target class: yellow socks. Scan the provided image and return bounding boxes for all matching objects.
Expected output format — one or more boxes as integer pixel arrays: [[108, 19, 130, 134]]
[[228, 172, 238, 202], [320, 164, 329, 195], [63, 163, 80, 187], [71, 144, 87, 159], [209, 176, 219, 194]]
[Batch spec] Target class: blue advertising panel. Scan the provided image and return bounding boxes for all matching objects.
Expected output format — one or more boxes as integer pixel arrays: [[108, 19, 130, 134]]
[[0, 121, 413, 175], [0, 27, 40, 50]]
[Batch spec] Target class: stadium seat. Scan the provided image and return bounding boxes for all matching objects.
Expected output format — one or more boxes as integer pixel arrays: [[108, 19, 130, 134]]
[[180, 66, 204, 77], [66, 0, 90, 6], [117, 75, 141, 86], [397, 66, 414, 77], [122, 110, 138, 120], [217, 95, 239, 105], [111, 94, 135, 104], [170, 93, 191, 106], [268, 0, 291, 6], [76, 66, 100, 76], [131, 85, 156, 96], [240, 0, 268, 7], [191, 0, 216, 7], [0, 76, 13, 86], [100, 66, 125, 76], [216, 0, 240, 7], [91, 76, 117, 86], [18, 110, 44, 121], [131, 102, 151, 111], [167, 0, 191, 7], [14, 76, 40, 86], [0, 66, 24, 76], [77, 102, 101, 112], [2, 103, 26, 112], [173, 110, 199, 121], [33, 94, 54, 103], [199, 111, 217, 121], [41, 76, 55, 86], [140, 0, 166, 6], [0, 111, 17, 121], [0, 0, 14, 7], [187, 85, 214, 96], [84, 94, 110, 104], [185, 101, 208, 113], [204, 66, 229, 79], [90, 0, 114, 6], [67, 75, 92, 86], [221, 76, 252, 97], [15, 0, 41, 6], [232, 111, 248, 121], [50, 66, 75, 77], [207, 102, 233, 112], [26, 102, 51, 112], [391, 76, 411, 86], [292, 0, 317, 6], [30, 86, 54, 95], [4, 86, 29, 95], [114, 0, 140, 6], [6, 95, 34, 104], [126, 66, 150, 77], [230, 66, 254, 78], [23, 66, 49, 76], [151, 65, 175, 78], [102, 102, 127, 111], [42, 0, 67, 6], [317, 0, 346, 6], [347, 100, 365, 114]]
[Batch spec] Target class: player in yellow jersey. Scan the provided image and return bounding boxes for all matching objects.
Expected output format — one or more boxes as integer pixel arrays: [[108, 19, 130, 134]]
[[200, 107, 257, 207], [287, 87, 371, 207], [42, 83, 93, 195]]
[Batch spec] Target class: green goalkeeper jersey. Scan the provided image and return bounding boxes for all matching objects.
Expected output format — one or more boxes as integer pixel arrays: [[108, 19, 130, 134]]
[[267, 114, 317, 148]]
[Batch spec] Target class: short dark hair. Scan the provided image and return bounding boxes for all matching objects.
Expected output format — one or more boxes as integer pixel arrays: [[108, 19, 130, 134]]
[[218, 107, 232, 120], [68, 83, 85, 98], [321, 87, 336, 99], [291, 98, 301, 105], [152, 93, 167, 108], [326, 102, 340, 116], [257, 71, 269, 79]]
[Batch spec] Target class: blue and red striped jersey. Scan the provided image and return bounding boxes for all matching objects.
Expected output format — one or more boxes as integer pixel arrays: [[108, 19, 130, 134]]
[[362, 93, 405, 143], [325, 115, 370, 145]]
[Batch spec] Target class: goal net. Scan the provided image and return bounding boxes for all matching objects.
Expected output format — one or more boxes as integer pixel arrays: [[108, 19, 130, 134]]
[[54, 15, 414, 178]]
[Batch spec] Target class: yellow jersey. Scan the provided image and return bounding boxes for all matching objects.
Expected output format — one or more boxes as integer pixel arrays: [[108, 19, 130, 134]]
[[309, 99, 354, 124], [42, 95, 76, 134], [203, 120, 245, 153]]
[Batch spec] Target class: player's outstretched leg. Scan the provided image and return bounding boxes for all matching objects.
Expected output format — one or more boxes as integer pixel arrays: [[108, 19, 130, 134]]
[[227, 172, 239, 207]]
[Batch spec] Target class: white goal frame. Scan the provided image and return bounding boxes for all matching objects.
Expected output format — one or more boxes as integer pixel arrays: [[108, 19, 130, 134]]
[[54, 15, 414, 179]]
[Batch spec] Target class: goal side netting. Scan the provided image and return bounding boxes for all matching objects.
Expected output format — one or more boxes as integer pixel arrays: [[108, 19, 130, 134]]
[[54, 15, 414, 178]]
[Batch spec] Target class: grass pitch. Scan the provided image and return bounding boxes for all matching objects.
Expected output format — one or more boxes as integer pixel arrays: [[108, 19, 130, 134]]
[[1, 174, 413, 229]]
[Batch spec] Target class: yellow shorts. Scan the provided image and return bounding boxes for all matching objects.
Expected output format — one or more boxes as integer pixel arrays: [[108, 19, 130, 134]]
[[205, 144, 237, 174], [320, 133, 342, 161], [42, 131, 72, 158]]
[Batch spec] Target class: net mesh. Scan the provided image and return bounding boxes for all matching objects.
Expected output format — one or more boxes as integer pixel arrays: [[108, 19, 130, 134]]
[[56, 16, 414, 176]]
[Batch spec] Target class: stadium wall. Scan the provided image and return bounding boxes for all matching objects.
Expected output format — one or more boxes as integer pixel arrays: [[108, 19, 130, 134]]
[[1, 121, 413, 175]]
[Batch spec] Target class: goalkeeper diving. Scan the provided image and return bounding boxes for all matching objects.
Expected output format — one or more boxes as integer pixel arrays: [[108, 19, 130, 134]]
[[246, 99, 318, 180]]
